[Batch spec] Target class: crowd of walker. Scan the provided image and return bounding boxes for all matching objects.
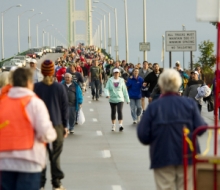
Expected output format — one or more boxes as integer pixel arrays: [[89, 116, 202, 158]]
[[0, 43, 214, 190]]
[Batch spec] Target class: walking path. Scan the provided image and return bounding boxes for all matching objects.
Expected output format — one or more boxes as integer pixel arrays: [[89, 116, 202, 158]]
[[36, 53, 216, 190]]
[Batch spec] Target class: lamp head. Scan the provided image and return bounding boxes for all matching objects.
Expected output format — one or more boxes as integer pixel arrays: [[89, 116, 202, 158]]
[[46, 19, 49, 21], [93, 1, 99, 3], [31, 9, 34, 11], [39, 12, 43, 15], [16, 4, 22, 7]]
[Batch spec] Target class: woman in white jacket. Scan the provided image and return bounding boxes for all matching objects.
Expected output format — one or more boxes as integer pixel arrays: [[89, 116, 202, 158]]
[[0, 68, 57, 190]]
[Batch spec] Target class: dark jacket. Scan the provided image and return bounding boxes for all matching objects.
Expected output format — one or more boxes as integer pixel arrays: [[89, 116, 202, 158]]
[[34, 82, 69, 128], [144, 72, 160, 92], [137, 94, 207, 169], [183, 80, 204, 105], [63, 82, 83, 111], [126, 76, 144, 99]]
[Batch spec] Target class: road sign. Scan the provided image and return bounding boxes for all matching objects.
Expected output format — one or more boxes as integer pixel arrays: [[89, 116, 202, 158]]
[[108, 38, 112, 46], [197, 0, 219, 22], [139, 42, 150, 51], [165, 31, 197, 52]]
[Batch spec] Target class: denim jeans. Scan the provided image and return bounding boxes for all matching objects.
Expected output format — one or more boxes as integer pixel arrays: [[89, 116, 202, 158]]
[[99, 82, 103, 95], [67, 106, 76, 130], [91, 79, 100, 99], [0, 171, 41, 190], [130, 99, 142, 121]]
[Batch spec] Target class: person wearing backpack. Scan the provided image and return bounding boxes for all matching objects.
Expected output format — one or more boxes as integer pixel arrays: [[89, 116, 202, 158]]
[[175, 61, 189, 93]]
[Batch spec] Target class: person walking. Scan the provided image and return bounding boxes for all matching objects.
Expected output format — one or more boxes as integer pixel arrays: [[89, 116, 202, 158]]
[[34, 60, 69, 190], [143, 63, 160, 93], [29, 59, 43, 83], [183, 70, 204, 112], [137, 69, 207, 190], [0, 68, 56, 190], [63, 73, 83, 134], [104, 68, 130, 132], [89, 59, 102, 101], [110, 61, 125, 76], [126, 68, 144, 124], [139, 61, 152, 113], [175, 61, 189, 93]]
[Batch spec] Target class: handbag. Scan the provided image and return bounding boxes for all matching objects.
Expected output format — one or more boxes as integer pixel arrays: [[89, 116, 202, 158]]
[[207, 99, 214, 112], [78, 109, 85, 125]]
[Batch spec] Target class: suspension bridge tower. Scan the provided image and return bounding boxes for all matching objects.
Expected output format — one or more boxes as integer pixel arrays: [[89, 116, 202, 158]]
[[67, 0, 92, 46]]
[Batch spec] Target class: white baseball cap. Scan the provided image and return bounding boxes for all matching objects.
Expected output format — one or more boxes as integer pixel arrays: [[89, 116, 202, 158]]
[[113, 68, 120, 73], [191, 70, 199, 75], [30, 59, 37, 64]]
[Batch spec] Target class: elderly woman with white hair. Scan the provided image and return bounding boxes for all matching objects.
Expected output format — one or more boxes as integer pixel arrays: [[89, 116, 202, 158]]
[[137, 69, 207, 190]]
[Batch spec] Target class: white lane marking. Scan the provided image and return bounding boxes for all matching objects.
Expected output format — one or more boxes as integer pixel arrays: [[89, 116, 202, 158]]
[[90, 109, 94, 112], [112, 186, 122, 190], [96, 131, 103, 136], [87, 96, 90, 98], [93, 118, 98, 122], [88, 101, 91, 104], [102, 150, 111, 158]]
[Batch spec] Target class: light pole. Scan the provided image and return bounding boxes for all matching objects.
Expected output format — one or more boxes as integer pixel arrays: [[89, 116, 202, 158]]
[[122, 0, 129, 62], [28, 12, 42, 49], [98, 7, 111, 54], [182, 25, 185, 69], [18, 9, 34, 53], [1, 4, 22, 60], [43, 24, 53, 47], [143, 0, 147, 61], [94, 1, 119, 61], [36, 19, 48, 47], [92, 8, 106, 50]]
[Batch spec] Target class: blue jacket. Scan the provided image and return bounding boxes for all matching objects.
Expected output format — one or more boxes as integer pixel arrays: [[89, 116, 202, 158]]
[[63, 82, 83, 111], [137, 94, 207, 169], [126, 76, 143, 99]]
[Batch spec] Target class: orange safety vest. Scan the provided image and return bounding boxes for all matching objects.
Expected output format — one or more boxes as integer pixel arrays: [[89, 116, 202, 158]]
[[0, 95, 35, 151]]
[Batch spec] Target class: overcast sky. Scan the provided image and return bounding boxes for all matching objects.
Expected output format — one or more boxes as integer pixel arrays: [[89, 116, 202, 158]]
[[1, 0, 217, 68]]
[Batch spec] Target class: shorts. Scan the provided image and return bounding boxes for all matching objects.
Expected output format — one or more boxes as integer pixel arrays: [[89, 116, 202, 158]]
[[141, 90, 151, 98]]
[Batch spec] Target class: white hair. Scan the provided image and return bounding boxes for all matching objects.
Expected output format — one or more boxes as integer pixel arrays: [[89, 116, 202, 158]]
[[0, 72, 10, 88], [64, 73, 72, 78], [158, 69, 182, 93]]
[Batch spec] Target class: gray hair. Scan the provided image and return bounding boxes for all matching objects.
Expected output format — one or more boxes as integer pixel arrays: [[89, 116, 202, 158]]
[[64, 73, 72, 78], [158, 69, 182, 93], [0, 72, 10, 88]]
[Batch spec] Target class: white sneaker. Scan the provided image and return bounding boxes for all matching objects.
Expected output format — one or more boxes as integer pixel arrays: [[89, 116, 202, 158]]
[[53, 185, 66, 190], [70, 130, 74, 134], [112, 124, 116, 131], [133, 121, 137, 124]]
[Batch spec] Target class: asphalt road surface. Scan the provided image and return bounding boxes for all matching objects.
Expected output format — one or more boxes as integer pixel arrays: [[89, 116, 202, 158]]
[[19, 53, 217, 190]]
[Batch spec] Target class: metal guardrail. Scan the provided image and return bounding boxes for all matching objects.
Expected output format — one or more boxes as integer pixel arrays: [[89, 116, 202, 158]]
[[0, 50, 28, 68]]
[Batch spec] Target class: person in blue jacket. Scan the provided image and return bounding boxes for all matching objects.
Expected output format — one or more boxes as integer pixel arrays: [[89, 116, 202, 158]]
[[126, 68, 144, 124], [137, 69, 207, 190], [63, 73, 83, 134]]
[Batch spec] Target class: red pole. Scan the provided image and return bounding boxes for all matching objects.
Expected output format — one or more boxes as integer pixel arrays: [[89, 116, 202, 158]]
[[213, 21, 220, 190]]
